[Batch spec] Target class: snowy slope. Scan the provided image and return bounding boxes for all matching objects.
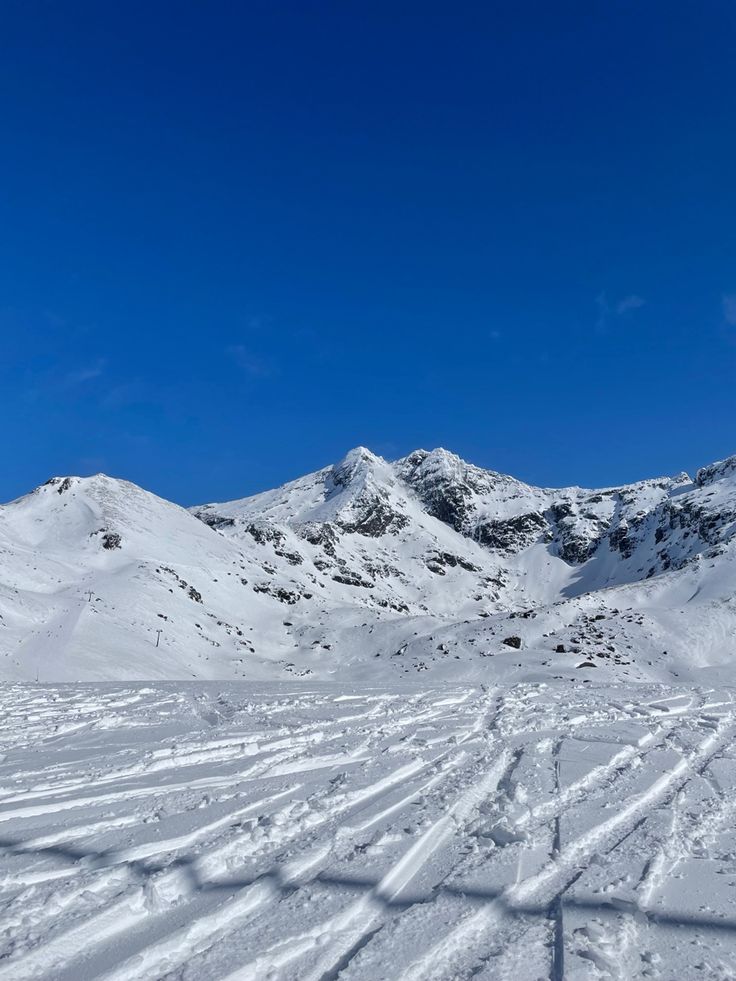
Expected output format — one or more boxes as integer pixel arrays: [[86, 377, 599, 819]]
[[5, 452, 736, 979], [0, 475, 312, 681], [2, 680, 736, 979], [193, 446, 736, 684], [2, 448, 736, 683]]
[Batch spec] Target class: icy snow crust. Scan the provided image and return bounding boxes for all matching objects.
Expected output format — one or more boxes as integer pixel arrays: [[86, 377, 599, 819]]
[[2, 681, 736, 979]]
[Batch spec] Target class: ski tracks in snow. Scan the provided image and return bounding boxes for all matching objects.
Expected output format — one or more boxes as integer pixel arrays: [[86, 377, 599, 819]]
[[0, 681, 736, 979]]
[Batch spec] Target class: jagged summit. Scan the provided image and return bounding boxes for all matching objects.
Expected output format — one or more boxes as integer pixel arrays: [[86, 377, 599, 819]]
[[329, 445, 394, 495], [333, 444, 382, 470], [695, 454, 736, 487]]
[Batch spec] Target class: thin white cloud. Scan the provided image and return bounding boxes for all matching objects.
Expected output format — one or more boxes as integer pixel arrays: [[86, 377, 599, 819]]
[[226, 345, 272, 377], [596, 292, 645, 332], [23, 358, 108, 401], [63, 359, 107, 387], [595, 291, 610, 333], [245, 315, 270, 332], [616, 295, 645, 315], [100, 380, 151, 410], [722, 294, 736, 326]]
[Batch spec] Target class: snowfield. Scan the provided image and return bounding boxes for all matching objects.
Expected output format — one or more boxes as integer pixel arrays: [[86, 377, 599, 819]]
[[2, 681, 736, 980], [4, 448, 736, 976]]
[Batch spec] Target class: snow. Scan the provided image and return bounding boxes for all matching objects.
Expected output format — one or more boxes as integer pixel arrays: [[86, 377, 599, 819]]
[[4, 449, 736, 976], [3, 447, 736, 686], [2, 681, 736, 979]]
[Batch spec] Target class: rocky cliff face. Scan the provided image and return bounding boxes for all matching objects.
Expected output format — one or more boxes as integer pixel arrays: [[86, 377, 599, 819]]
[[200, 446, 733, 600]]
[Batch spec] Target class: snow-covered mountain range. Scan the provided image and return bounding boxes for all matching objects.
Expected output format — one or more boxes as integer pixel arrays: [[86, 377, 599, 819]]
[[2, 447, 736, 683]]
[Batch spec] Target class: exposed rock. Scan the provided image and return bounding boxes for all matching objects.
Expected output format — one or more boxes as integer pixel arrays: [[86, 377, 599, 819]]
[[425, 551, 481, 574], [331, 569, 374, 588], [502, 636, 522, 649], [549, 499, 609, 564], [336, 502, 409, 537], [475, 512, 549, 553], [243, 521, 286, 546], [696, 456, 736, 487], [253, 583, 303, 604], [193, 509, 236, 530], [299, 522, 338, 557], [609, 523, 635, 560]]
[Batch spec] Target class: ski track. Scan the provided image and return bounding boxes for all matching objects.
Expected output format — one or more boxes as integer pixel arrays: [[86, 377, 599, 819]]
[[1, 681, 736, 980]]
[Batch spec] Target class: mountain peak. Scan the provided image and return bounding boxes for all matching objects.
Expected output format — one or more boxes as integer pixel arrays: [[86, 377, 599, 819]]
[[420, 446, 465, 472], [35, 472, 129, 494], [337, 445, 382, 467], [8, 473, 118, 506], [695, 455, 736, 488], [331, 446, 387, 489]]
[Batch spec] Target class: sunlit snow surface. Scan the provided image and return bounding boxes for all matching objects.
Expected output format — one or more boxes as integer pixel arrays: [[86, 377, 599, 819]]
[[2, 681, 736, 980]]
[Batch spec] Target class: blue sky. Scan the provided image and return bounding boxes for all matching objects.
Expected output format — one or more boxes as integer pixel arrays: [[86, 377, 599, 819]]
[[2, 1, 736, 504]]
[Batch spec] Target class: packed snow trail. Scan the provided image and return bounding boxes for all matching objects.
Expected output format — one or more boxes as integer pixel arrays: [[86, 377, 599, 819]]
[[1, 683, 736, 979]]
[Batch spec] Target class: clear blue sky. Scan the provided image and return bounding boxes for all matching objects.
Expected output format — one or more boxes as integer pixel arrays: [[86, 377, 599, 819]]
[[2, 1, 736, 504]]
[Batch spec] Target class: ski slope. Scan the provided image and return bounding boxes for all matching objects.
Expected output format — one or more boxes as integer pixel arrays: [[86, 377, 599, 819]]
[[2, 680, 736, 979]]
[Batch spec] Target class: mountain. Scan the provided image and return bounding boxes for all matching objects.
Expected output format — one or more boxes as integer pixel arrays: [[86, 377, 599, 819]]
[[2, 448, 736, 683]]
